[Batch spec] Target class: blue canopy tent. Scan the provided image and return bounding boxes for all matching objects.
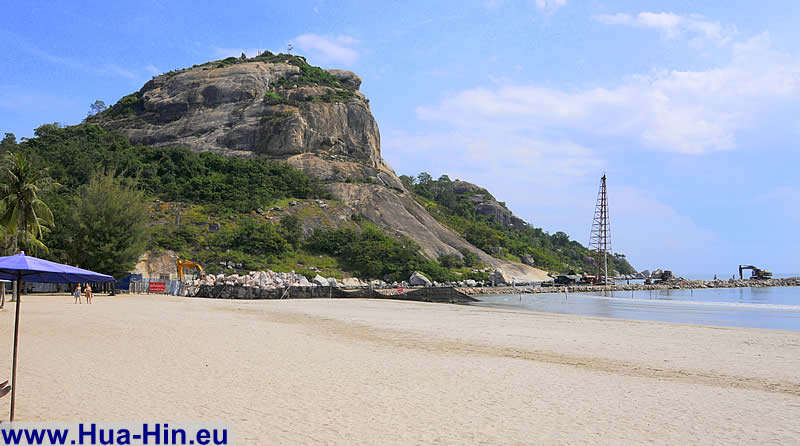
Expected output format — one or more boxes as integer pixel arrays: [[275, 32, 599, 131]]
[[0, 252, 114, 421]]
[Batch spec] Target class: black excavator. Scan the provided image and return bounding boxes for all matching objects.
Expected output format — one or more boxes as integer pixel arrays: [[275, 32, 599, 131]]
[[739, 265, 773, 280]]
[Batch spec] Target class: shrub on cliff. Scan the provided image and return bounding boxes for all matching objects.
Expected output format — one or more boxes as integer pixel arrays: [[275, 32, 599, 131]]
[[305, 220, 456, 282], [105, 93, 143, 118], [19, 123, 329, 213]]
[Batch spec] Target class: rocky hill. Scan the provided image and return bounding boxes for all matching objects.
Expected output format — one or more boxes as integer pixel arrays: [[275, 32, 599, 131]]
[[92, 53, 551, 281], [402, 174, 635, 275], [451, 180, 526, 230]]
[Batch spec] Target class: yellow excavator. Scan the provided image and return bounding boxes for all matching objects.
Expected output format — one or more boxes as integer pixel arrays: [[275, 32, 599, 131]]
[[739, 265, 772, 280], [177, 259, 205, 281]]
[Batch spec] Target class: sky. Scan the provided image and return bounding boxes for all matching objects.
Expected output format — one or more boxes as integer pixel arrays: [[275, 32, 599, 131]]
[[1, 0, 799, 275]]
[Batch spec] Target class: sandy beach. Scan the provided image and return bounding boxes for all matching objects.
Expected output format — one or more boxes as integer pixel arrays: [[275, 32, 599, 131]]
[[0, 294, 798, 444]]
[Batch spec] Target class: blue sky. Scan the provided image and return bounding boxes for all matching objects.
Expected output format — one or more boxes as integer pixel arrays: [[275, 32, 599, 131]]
[[2, 0, 799, 275]]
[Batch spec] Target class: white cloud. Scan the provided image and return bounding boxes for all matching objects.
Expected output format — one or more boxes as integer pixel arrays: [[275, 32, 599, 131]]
[[0, 87, 79, 114], [594, 12, 733, 42], [535, 0, 567, 11], [486, 0, 565, 12], [144, 64, 161, 76], [7, 32, 140, 81], [386, 26, 799, 266], [593, 13, 632, 25], [104, 64, 136, 80], [382, 129, 714, 270], [637, 12, 683, 37], [292, 34, 360, 65], [417, 33, 800, 154], [758, 186, 800, 224], [612, 186, 717, 270], [384, 130, 602, 190], [334, 36, 360, 45]]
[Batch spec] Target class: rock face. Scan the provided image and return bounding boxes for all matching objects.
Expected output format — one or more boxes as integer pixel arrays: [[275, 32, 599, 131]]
[[99, 57, 549, 282], [133, 250, 178, 279], [452, 180, 526, 229], [488, 269, 513, 285], [97, 61, 385, 169]]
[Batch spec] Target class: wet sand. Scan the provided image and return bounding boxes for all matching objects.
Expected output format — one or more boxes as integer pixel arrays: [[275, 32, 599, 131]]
[[0, 294, 798, 444]]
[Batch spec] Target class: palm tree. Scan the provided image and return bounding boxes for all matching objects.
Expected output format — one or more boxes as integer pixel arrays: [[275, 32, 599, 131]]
[[0, 151, 56, 307], [0, 152, 56, 250]]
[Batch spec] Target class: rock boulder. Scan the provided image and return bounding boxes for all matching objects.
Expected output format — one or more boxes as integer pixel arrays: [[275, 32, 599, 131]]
[[489, 269, 512, 285], [409, 271, 432, 287], [312, 275, 329, 287]]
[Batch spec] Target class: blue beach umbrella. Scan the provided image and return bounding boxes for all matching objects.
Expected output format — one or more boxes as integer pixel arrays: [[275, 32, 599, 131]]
[[0, 252, 114, 421]]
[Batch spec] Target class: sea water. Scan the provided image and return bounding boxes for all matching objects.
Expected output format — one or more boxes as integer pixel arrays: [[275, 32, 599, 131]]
[[473, 285, 800, 331]]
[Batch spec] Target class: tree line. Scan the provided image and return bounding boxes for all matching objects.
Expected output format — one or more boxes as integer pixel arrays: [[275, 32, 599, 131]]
[[0, 123, 329, 281]]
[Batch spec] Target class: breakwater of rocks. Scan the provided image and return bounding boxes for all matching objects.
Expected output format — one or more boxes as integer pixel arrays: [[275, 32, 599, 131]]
[[187, 283, 477, 304], [459, 277, 800, 296], [178, 270, 799, 302]]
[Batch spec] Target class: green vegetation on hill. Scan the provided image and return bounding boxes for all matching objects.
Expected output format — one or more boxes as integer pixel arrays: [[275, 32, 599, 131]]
[[106, 92, 143, 118], [145, 201, 486, 282], [1, 124, 329, 274], [305, 217, 487, 282], [20, 123, 328, 213], [400, 173, 636, 276], [1, 124, 483, 281], [147, 203, 345, 278]]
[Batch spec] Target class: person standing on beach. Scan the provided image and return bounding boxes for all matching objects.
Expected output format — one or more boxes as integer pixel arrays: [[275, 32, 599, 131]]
[[85, 283, 93, 304], [73, 284, 82, 304]]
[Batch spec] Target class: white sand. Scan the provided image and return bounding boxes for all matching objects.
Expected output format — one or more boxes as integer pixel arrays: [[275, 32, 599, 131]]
[[0, 294, 798, 444]]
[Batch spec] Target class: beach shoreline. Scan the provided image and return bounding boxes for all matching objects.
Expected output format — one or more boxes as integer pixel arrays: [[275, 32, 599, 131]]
[[1, 294, 798, 444]]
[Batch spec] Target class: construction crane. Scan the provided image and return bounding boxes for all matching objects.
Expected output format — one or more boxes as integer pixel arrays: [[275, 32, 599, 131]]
[[739, 265, 772, 280], [177, 259, 205, 281]]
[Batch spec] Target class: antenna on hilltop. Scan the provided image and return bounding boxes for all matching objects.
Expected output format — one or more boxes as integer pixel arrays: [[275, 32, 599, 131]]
[[588, 173, 611, 285]]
